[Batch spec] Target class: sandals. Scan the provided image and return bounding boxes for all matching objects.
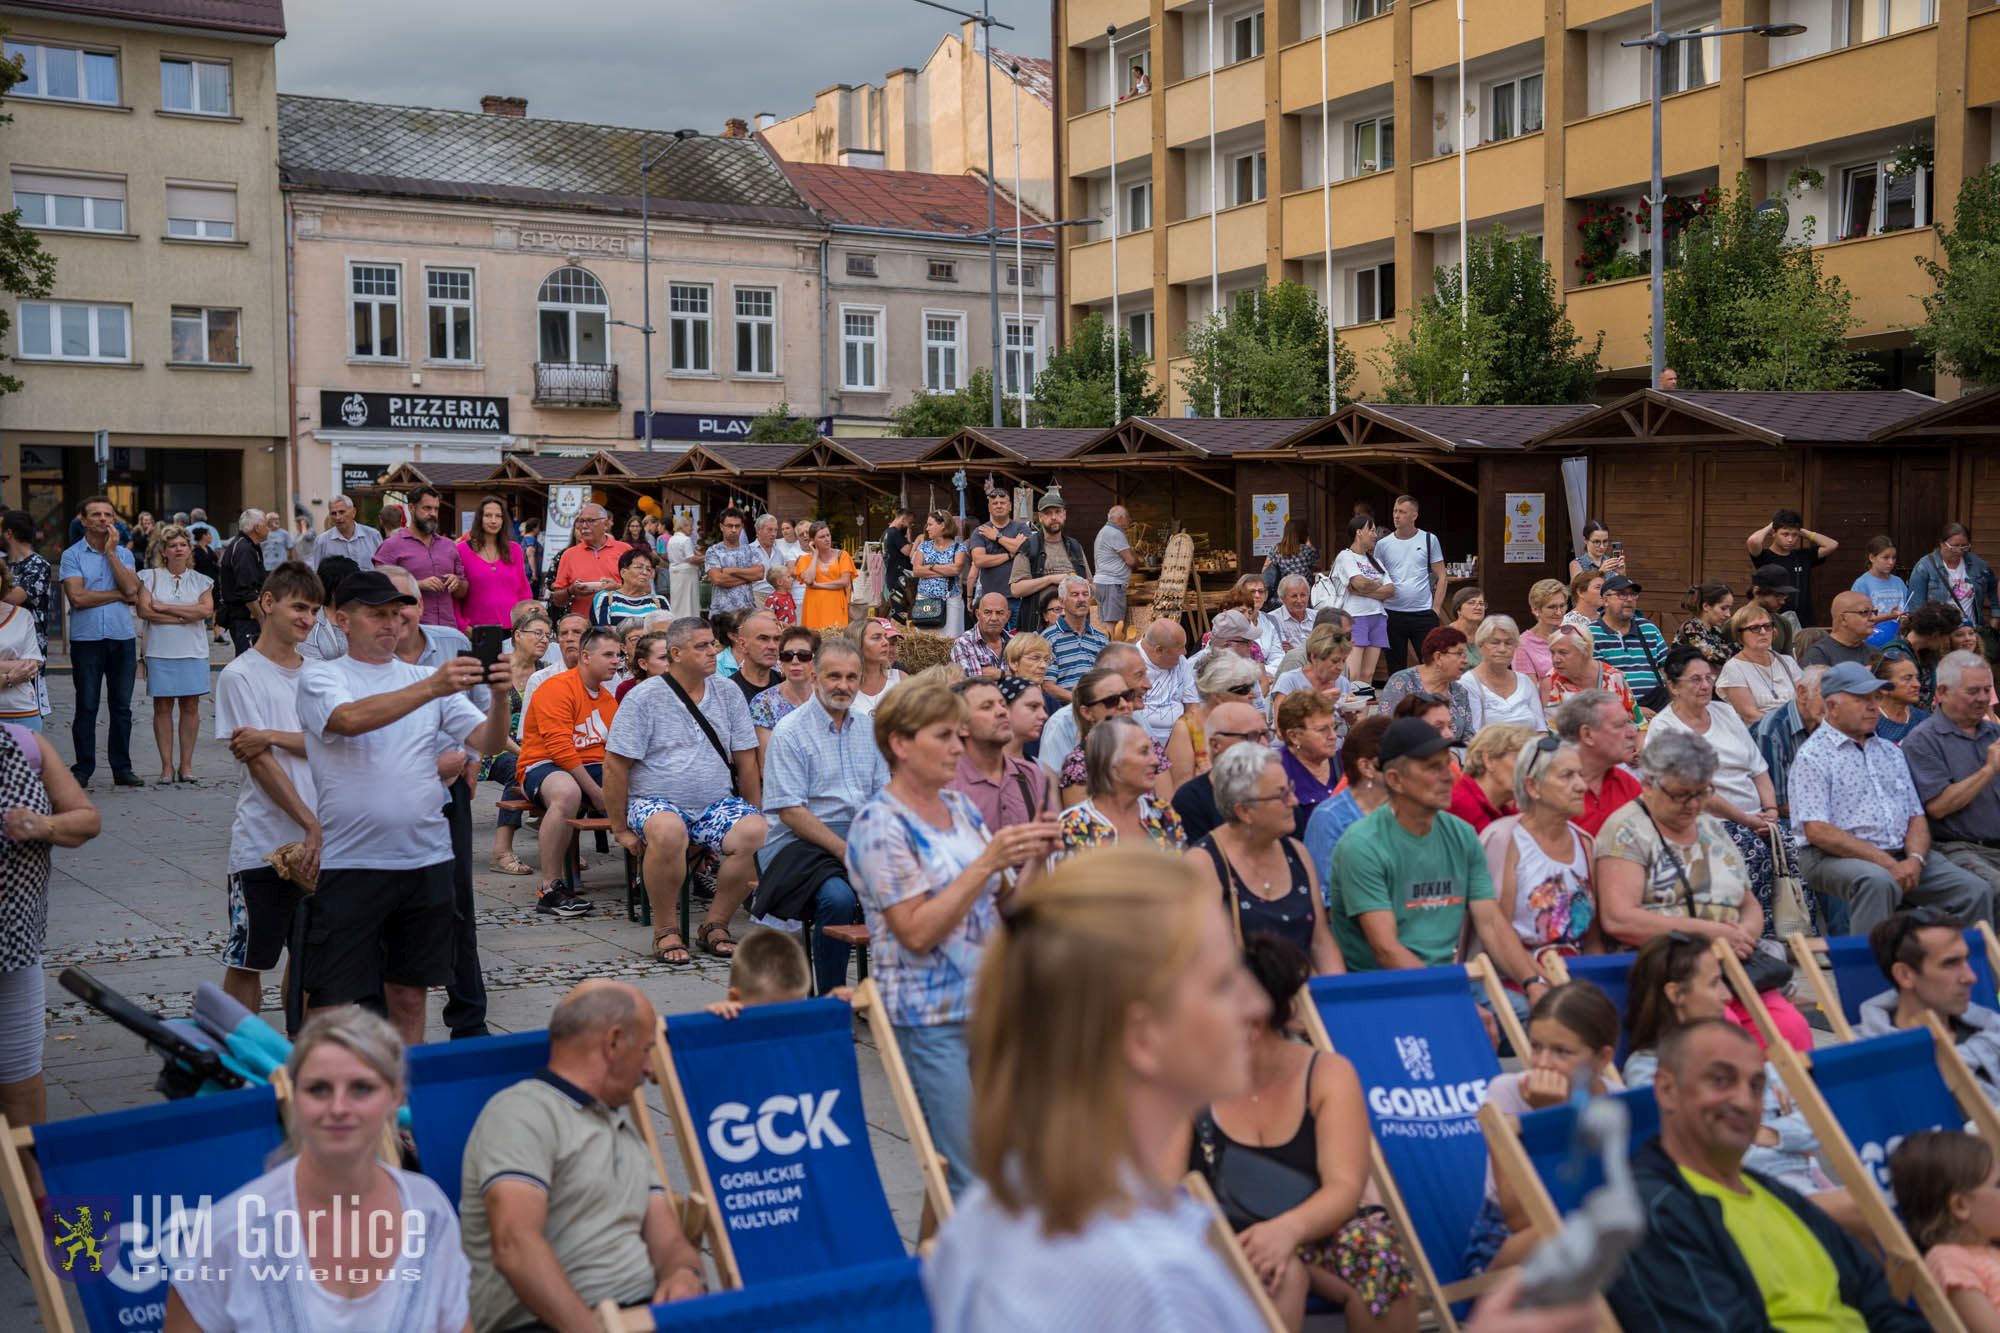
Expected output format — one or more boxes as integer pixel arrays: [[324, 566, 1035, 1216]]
[[696, 921, 737, 959], [490, 852, 532, 876], [653, 927, 692, 966]]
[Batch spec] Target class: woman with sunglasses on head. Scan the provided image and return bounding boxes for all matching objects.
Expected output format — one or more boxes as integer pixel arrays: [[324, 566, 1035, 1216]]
[[1164, 650, 1263, 789], [1058, 714, 1185, 855], [1717, 601, 1804, 725], [1186, 745, 1343, 975], [1059, 666, 1170, 808], [1480, 737, 1598, 964]]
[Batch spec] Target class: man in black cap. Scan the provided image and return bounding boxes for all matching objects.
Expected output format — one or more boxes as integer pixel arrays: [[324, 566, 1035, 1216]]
[[1589, 572, 1671, 707], [1748, 565, 1800, 655], [1324, 717, 1553, 1000], [294, 569, 513, 1045]]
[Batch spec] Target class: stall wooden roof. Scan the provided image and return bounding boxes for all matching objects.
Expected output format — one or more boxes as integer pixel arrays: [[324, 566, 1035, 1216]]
[[1525, 388, 1941, 449], [1866, 382, 2000, 441], [1268, 403, 1599, 457], [494, 453, 596, 482], [355, 460, 503, 491], [1068, 416, 1325, 464], [650, 444, 800, 479]]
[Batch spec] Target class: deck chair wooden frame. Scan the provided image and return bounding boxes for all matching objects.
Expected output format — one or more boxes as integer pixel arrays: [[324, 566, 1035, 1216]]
[[1296, 956, 1516, 1332], [1182, 1171, 1288, 1332], [651, 978, 952, 1290], [1475, 1100, 1626, 1333], [0, 1117, 77, 1332], [1716, 941, 1986, 1332]]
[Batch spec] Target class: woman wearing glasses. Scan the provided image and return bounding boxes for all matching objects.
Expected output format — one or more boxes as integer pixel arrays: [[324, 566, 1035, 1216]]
[[1277, 691, 1342, 837], [1186, 744, 1343, 974], [1378, 627, 1472, 744], [1304, 715, 1391, 887], [1716, 601, 1804, 724], [1163, 650, 1263, 789], [1464, 615, 1545, 732], [1058, 714, 1185, 855], [1058, 667, 1170, 808]]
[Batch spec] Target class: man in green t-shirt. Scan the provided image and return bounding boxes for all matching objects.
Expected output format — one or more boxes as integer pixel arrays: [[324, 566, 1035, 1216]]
[[1610, 1019, 1921, 1332], [1326, 718, 1551, 1001]]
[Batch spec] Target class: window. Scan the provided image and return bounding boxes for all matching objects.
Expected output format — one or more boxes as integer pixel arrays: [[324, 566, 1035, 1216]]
[[1350, 0, 1393, 18], [164, 183, 236, 240], [1840, 165, 1879, 239], [170, 306, 239, 365], [927, 259, 958, 282], [667, 282, 712, 373], [1124, 181, 1152, 233], [1230, 151, 1268, 205], [923, 313, 963, 392], [159, 57, 230, 115], [734, 286, 776, 375], [1228, 12, 1265, 62], [349, 262, 400, 359], [1488, 74, 1543, 142], [845, 252, 878, 278], [1840, 160, 1931, 238], [1127, 310, 1154, 356], [425, 268, 474, 362], [1354, 262, 1395, 323], [841, 307, 881, 390], [535, 266, 608, 365], [11, 170, 125, 233], [17, 301, 129, 361], [1662, 27, 1717, 94], [1846, 0, 1933, 44], [1003, 317, 1041, 396], [1007, 263, 1040, 289], [4, 40, 118, 105], [1352, 116, 1394, 174]]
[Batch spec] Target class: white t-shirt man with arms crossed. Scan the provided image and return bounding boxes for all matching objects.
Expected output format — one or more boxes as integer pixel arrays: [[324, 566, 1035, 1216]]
[[295, 569, 512, 1045]]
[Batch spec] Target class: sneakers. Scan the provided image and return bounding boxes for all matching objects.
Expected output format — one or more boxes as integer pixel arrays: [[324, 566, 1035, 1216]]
[[537, 887, 591, 917]]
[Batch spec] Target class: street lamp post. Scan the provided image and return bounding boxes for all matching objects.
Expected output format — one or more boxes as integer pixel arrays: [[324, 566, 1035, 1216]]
[[1623, 13, 1804, 387], [622, 128, 699, 452]]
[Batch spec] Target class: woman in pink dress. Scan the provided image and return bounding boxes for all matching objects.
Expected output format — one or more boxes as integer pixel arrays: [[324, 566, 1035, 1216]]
[[455, 495, 532, 631]]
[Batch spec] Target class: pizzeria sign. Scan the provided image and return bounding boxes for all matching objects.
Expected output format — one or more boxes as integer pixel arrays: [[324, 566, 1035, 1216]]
[[320, 390, 510, 435]]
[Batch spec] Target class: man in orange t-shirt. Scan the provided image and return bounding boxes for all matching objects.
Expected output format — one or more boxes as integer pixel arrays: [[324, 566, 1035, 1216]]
[[550, 502, 631, 616], [517, 626, 622, 914]]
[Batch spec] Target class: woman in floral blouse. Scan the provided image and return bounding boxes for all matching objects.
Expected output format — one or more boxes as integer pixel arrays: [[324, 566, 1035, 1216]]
[[1674, 580, 1739, 671], [1058, 715, 1186, 855]]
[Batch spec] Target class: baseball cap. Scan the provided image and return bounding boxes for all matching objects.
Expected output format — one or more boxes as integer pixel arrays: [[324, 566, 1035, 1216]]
[[333, 569, 418, 608], [1819, 660, 1890, 699], [1036, 487, 1067, 512], [1749, 566, 1795, 594], [1209, 609, 1258, 645], [1601, 573, 1643, 594], [870, 616, 905, 640], [1379, 717, 1452, 765]]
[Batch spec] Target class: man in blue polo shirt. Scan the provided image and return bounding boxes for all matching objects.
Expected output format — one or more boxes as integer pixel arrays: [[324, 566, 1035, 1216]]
[[1590, 573, 1670, 709], [59, 495, 143, 788], [1042, 575, 1106, 704]]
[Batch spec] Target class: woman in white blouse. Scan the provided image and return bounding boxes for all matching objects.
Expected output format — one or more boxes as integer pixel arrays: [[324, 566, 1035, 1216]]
[[1716, 602, 1802, 725], [135, 523, 214, 784], [0, 563, 43, 730], [1465, 615, 1546, 732]]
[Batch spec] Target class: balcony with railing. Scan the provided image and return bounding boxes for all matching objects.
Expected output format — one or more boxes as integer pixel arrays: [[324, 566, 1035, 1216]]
[[533, 361, 619, 408]]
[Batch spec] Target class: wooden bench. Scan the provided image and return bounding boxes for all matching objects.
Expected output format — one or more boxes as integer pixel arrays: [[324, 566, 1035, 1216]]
[[496, 798, 613, 894], [819, 924, 871, 992]]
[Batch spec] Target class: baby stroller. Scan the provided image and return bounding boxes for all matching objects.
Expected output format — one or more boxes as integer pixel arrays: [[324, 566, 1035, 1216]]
[[58, 966, 291, 1099]]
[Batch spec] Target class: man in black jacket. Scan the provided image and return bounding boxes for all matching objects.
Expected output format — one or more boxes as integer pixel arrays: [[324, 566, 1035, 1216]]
[[1609, 1019, 1923, 1332], [217, 507, 271, 654]]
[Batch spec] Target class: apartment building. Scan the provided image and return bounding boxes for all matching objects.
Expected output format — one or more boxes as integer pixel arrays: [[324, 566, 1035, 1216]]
[[1055, 0, 2000, 408], [1, 0, 289, 542]]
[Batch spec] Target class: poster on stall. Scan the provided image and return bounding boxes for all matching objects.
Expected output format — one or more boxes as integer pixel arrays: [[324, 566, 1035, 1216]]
[[1251, 494, 1290, 557], [1504, 493, 1546, 563], [544, 484, 590, 568]]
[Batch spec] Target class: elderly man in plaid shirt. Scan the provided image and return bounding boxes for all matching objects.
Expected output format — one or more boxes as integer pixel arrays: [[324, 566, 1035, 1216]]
[[950, 591, 1013, 678]]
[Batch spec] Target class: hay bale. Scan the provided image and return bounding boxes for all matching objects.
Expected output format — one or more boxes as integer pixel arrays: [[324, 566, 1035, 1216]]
[[894, 627, 955, 674]]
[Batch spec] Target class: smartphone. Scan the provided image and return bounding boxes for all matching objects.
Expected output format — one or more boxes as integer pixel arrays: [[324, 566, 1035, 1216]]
[[470, 624, 508, 672], [1610, 541, 1624, 557]]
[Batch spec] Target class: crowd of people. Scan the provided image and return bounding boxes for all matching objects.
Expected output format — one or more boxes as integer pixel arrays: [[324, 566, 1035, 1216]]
[[15, 487, 2000, 1330]]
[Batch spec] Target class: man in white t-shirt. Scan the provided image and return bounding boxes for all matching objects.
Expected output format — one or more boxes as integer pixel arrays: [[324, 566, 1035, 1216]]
[[1093, 506, 1135, 633], [214, 563, 325, 1017], [1373, 494, 1446, 670], [295, 569, 513, 1044]]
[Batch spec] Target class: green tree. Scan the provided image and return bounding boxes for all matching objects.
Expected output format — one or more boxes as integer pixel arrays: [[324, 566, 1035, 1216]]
[[1177, 280, 1355, 417], [889, 367, 1018, 436], [1916, 164, 2000, 387], [743, 400, 820, 444], [1032, 312, 1162, 426], [1375, 227, 1600, 403], [0, 36, 55, 396], [1663, 173, 1866, 390]]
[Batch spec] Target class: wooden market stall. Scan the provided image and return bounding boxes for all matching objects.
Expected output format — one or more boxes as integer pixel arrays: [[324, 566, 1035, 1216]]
[[1525, 389, 1951, 627], [766, 436, 940, 546], [349, 459, 510, 529]]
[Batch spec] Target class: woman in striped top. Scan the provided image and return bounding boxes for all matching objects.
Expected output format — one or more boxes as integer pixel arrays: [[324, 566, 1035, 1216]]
[[588, 547, 668, 629]]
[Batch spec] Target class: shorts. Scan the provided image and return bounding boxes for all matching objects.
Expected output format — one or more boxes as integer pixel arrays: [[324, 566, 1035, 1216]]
[[301, 862, 455, 1004], [1350, 613, 1389, 648], [628, 794, 760, 855], [224, 865, 306, 972], [522, 760, 603, 805], [1094, 581, 1128, 623]]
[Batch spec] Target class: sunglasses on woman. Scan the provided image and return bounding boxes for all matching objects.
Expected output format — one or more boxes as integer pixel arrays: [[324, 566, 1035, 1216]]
[[1086, 687, 1144, 709], [778, 649, 814, 663]]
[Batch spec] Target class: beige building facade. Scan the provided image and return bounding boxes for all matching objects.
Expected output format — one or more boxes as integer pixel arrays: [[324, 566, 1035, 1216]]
[[764, 19, 1058, 218], [1, 0, 287, 542]]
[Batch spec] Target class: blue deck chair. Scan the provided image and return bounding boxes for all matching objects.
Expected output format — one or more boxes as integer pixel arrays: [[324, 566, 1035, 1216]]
[[1792, 927, 2000, 1042], [0, 1084, 285, 1333], [654, 979, 953, 1290], [596, 1256, 932, 1332], [1299, 958, 1520, 1331], [406, 1028, 675, 1215], [1546, 953, 1636, 1062]]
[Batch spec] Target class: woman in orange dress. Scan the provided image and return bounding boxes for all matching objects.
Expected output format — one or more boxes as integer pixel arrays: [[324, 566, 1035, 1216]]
[[794, 521, 856, 632]]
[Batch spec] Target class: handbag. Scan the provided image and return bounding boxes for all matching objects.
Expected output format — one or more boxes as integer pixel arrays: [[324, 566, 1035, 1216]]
[[1640, 801, 1792, 989], [1194, 1108, 1318, 1234], [910, 595, 947, 628], [1767, 823, 1814, 940]]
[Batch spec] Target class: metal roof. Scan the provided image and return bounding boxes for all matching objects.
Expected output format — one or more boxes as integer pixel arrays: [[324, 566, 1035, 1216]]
[[7, 0, 284, 37], [277, 96, 819, 227], [779, 161, 1051, 242]]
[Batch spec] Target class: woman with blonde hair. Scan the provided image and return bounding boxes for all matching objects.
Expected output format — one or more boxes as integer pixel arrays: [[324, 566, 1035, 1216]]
[[1449, 723, 1532, 833], [135, 522, 214, 784], [1516, 578, 1568, 683], [165, 1007, 470, 1331], [927, 847, 1270, 1329]]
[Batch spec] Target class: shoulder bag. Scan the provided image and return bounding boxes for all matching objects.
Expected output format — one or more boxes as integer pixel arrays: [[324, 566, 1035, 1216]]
[[1193, 1102, 1319, 1234], [662, 673, 740, 797], [1767, 824, 1814, 939]]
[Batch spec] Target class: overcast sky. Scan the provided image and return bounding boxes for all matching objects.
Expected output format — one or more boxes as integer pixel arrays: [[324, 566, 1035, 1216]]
[[279, 0, 1051, 131]]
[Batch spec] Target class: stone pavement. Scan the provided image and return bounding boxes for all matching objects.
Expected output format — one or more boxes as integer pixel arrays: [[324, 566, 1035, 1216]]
[[0, 661, 924, 1327]]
